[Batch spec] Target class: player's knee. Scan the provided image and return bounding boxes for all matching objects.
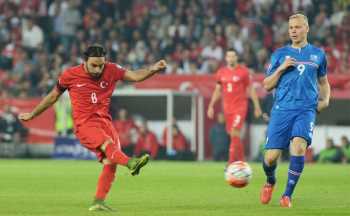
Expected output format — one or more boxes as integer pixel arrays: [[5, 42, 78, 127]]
[[291, 145, 306, 155], [264, 153, 279, 165], [102, 158, 112, 165], [230, 129, 240, 137], [101, 138, 114, 152], [291, 138, 307, 155]]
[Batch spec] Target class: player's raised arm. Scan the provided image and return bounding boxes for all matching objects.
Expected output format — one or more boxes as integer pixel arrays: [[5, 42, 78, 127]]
[[123, 60, 167, 82], [263, 57, 296, 91], [207, 83, 222, 119], [18, 88, 62, 121], [317, 75, 331, 112]]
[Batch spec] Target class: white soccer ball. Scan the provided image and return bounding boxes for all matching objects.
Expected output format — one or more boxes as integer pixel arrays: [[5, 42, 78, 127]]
[[225, 161, 252, 188]]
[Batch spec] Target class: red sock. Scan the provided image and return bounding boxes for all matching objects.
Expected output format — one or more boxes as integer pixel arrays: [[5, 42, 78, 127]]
[[105, 143, 130, 166], [228, 136, 245, 163], [95, 164, 117, 200]]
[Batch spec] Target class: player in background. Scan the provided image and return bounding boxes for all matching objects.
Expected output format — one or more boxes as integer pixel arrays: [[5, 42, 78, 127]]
[[207, 49, 262, 163], [18, 44, 167, 211], [260, 14, 330, 208]]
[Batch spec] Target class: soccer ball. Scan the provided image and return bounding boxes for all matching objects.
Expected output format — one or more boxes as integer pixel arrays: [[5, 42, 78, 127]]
[[225, 161, 252, 188]]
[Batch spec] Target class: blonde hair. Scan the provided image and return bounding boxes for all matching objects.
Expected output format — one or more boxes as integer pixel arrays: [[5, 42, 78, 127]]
[[289, 13, 309, 27]]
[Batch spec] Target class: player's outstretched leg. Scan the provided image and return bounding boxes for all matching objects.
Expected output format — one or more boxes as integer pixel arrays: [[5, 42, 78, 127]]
[[127, 154, 150, 176], [102, 140, 149, 175]]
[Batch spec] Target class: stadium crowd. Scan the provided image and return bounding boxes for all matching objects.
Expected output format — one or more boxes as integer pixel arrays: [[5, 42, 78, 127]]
[[0, 0, 349, 98]]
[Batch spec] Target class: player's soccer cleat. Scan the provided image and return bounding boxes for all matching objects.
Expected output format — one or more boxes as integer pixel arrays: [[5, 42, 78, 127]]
[[260, 183, 274, 204], [280, 196, 292, 208], [88, 199, 115, 212], [127, 154, 150, 176]]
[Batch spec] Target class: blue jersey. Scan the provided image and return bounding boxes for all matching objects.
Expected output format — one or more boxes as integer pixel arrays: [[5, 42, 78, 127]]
[[266, 43, 327, 110]]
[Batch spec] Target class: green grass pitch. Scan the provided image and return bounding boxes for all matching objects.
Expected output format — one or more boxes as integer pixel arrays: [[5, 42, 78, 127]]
[[0, 160, 349, 216]]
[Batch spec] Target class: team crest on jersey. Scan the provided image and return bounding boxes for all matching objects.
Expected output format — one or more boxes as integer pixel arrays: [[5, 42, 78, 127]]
[[100, 81, 109, 88], [310, 54, 318, 62], [232, 76, 240, 82]]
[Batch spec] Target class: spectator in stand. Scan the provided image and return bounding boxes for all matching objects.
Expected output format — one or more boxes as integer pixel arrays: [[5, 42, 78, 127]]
[[0, 1, 349, 97], [316, 138, 342, 163], [340, 135, 350, 163], [21, 15, 44, 56], [134, 120, 159, 159], [162, 123, 194, 160], [0, 105, 28, 157], [113, 108, 138, 157], [209, 112, 229, 161], [57, 0, 81, 51]]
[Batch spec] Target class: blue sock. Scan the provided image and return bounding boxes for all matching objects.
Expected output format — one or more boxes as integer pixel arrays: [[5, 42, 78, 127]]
[[283, 156, 305, 198], [263, 161, 277, 185]]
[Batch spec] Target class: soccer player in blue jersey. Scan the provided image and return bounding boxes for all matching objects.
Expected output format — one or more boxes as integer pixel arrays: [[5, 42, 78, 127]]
[[260, 14, 331, 208]]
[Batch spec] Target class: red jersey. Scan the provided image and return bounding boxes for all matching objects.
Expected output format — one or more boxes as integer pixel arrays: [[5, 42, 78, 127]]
[[215, 65, 250, 114], [56, 62, 126, 128]]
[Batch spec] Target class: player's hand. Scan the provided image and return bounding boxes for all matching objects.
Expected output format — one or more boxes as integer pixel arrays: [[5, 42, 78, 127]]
[[150, 60, 167, 73], [18, 112, 34, 121], [278, 57, 296, 72], [207, 106, 215, 119], [317, 99, 329, 113], [254, 107, 262, 118], [262, 113, 270, 122]]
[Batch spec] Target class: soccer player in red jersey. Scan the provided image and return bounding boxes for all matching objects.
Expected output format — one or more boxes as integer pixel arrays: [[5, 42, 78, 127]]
[[18, 44, 167, 211], [207, 49, 262, 163]]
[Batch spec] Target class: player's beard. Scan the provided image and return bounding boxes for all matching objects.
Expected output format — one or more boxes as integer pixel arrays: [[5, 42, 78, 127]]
[[87, 69, 103, 79], [228, 62, 237, 68]]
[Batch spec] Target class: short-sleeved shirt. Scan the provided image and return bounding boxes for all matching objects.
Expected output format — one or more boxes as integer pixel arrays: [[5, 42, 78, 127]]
[[56, 62, 126, 128], [215, 65, 250, 114], [266, 43, 327, 110]]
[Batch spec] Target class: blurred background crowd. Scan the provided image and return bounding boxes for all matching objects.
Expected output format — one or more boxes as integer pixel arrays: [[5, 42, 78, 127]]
[[0, 0, 349, 98], [2, 102, 350, 163]]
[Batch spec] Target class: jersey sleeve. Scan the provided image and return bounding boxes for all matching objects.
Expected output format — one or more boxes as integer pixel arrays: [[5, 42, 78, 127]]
[[56, 69, 70, 93], [266, 51, 280, 76], [112, 63, 126, 81], [317, 51, 327, 78]]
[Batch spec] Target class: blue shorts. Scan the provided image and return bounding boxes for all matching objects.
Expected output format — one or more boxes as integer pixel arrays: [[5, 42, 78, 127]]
[[265, 108, 316, 150]]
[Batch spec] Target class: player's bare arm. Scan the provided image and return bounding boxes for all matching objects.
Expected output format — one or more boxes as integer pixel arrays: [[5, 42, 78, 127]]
[[249, 85, 262, 118], [123, 60, 167, 82], [207, 83, 222, 119], [317, 75, 331, 112], [18, 88, 62, 121], [263, 58, 296, 91]]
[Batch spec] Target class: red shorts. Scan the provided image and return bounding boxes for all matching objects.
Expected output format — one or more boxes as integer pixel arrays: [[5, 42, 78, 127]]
[[225, 110, 247, 133], [75, 118, 121, 162]]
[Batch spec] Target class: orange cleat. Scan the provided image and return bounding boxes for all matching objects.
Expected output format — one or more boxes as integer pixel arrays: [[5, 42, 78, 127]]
[[260, 183, 274, 204], [280, 196, 292, 208]]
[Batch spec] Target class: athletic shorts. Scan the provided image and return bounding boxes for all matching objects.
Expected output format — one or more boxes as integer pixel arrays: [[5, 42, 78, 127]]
[[265, 108, 316, 150], [224, 109, 247, 133], [75, 118, 121, 162]]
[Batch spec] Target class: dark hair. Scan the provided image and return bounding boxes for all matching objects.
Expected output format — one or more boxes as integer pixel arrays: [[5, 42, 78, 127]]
[[226, 48, 237, 53], [83, 44, 106, 60]]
